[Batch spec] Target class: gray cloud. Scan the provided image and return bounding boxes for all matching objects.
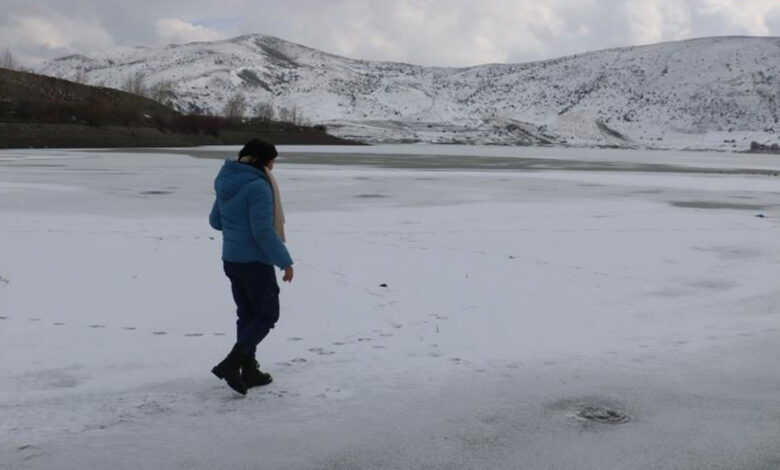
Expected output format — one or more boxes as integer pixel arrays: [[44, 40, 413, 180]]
[[1, 0, 778, 67]]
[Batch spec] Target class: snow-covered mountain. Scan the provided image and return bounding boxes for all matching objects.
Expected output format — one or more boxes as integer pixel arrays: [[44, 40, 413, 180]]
[[33, 34, 780, 150]]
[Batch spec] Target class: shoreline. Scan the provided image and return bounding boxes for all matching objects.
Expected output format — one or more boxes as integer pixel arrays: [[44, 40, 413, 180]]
[[0, 122, 364, 149]]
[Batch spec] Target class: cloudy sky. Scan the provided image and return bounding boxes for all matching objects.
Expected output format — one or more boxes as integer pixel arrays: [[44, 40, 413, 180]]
[[2, 0, 780, 67]]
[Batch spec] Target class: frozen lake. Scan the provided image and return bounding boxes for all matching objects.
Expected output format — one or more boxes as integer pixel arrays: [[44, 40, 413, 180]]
[[1, 145, 779, 469]]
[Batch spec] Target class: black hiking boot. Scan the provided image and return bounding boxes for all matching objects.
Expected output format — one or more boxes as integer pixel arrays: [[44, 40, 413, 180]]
[[241, 357, 273, 387], [211, 345, 248, 395]]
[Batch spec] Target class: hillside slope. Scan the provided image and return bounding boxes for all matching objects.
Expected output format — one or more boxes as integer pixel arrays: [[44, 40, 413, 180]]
[[0, 68, 356, 148], [33, 35, 780, 150]]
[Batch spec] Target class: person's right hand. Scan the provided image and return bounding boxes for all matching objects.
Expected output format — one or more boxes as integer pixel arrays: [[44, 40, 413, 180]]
[[282, 266, 294, 283]]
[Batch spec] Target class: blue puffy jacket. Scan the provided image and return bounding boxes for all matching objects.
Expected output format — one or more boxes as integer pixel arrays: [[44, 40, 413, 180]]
[[209, 160, 293, 269]]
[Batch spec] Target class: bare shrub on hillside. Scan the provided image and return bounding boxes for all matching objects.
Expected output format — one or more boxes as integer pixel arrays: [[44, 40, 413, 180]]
[[149, 80, 176, 107], [223, 94, 247, 119], [278, 105, 305, 126], [253, 102, 275, 123], [73, 68, 87, 84], [1, 48, 19, 70], [122, 72, 146, 96]]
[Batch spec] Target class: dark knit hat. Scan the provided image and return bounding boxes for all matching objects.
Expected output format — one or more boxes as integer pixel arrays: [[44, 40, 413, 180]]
[[238, 139, 277, 165]]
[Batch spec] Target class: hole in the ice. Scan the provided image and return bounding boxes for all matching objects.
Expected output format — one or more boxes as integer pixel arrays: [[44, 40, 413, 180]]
[[139, 190, 174, 196], [573, 404, 631, 424]]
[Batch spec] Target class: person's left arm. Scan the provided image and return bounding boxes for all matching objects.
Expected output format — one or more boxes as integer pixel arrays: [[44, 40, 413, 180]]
[[209, 200, 222, 230]]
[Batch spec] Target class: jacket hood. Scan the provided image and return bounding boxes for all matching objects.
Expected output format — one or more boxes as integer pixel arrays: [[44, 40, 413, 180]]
[[214, 159, 266, 201]]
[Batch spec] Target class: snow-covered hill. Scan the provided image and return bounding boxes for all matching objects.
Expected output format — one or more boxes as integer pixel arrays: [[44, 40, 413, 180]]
[[32, 35, 780, 150]]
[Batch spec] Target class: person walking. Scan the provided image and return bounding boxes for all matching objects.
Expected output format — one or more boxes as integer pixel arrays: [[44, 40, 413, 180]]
[[208, 139, 293, 395]]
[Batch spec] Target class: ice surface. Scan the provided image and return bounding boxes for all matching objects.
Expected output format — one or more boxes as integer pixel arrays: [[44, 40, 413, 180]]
[[0, 146, 779, 469]]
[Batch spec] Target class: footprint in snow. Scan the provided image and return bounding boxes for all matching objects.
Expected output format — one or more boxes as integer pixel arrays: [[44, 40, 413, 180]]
[[378, 333, 394, 337], [212, 333, 226, 336], [291, 358, 308, 364], [54, 322, 65, 326], [287, 337, 304, 342], [152, 331, 167, 336], [0, 316, 9, 320], [122, 327, 137, 331], [316, 388, 345, 399], [308, 347, 335, 356], [357, 337, 373, 342], [89, 324, 105, 329], [184, 333, 204, 337], [29, 318, 42, 322]]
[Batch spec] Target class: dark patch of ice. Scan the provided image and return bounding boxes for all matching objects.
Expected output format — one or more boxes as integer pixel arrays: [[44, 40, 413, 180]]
[[139, 190, 174, 195], [671, 200, 765, 210], [692, 245, 763, 261]]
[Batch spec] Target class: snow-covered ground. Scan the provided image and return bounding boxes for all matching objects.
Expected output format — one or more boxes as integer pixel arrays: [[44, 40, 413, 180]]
[[1, 145, 779, 469]]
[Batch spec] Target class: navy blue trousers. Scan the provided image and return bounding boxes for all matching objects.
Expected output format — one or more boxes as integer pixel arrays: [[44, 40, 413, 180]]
[[223, 261, 280, 357]]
